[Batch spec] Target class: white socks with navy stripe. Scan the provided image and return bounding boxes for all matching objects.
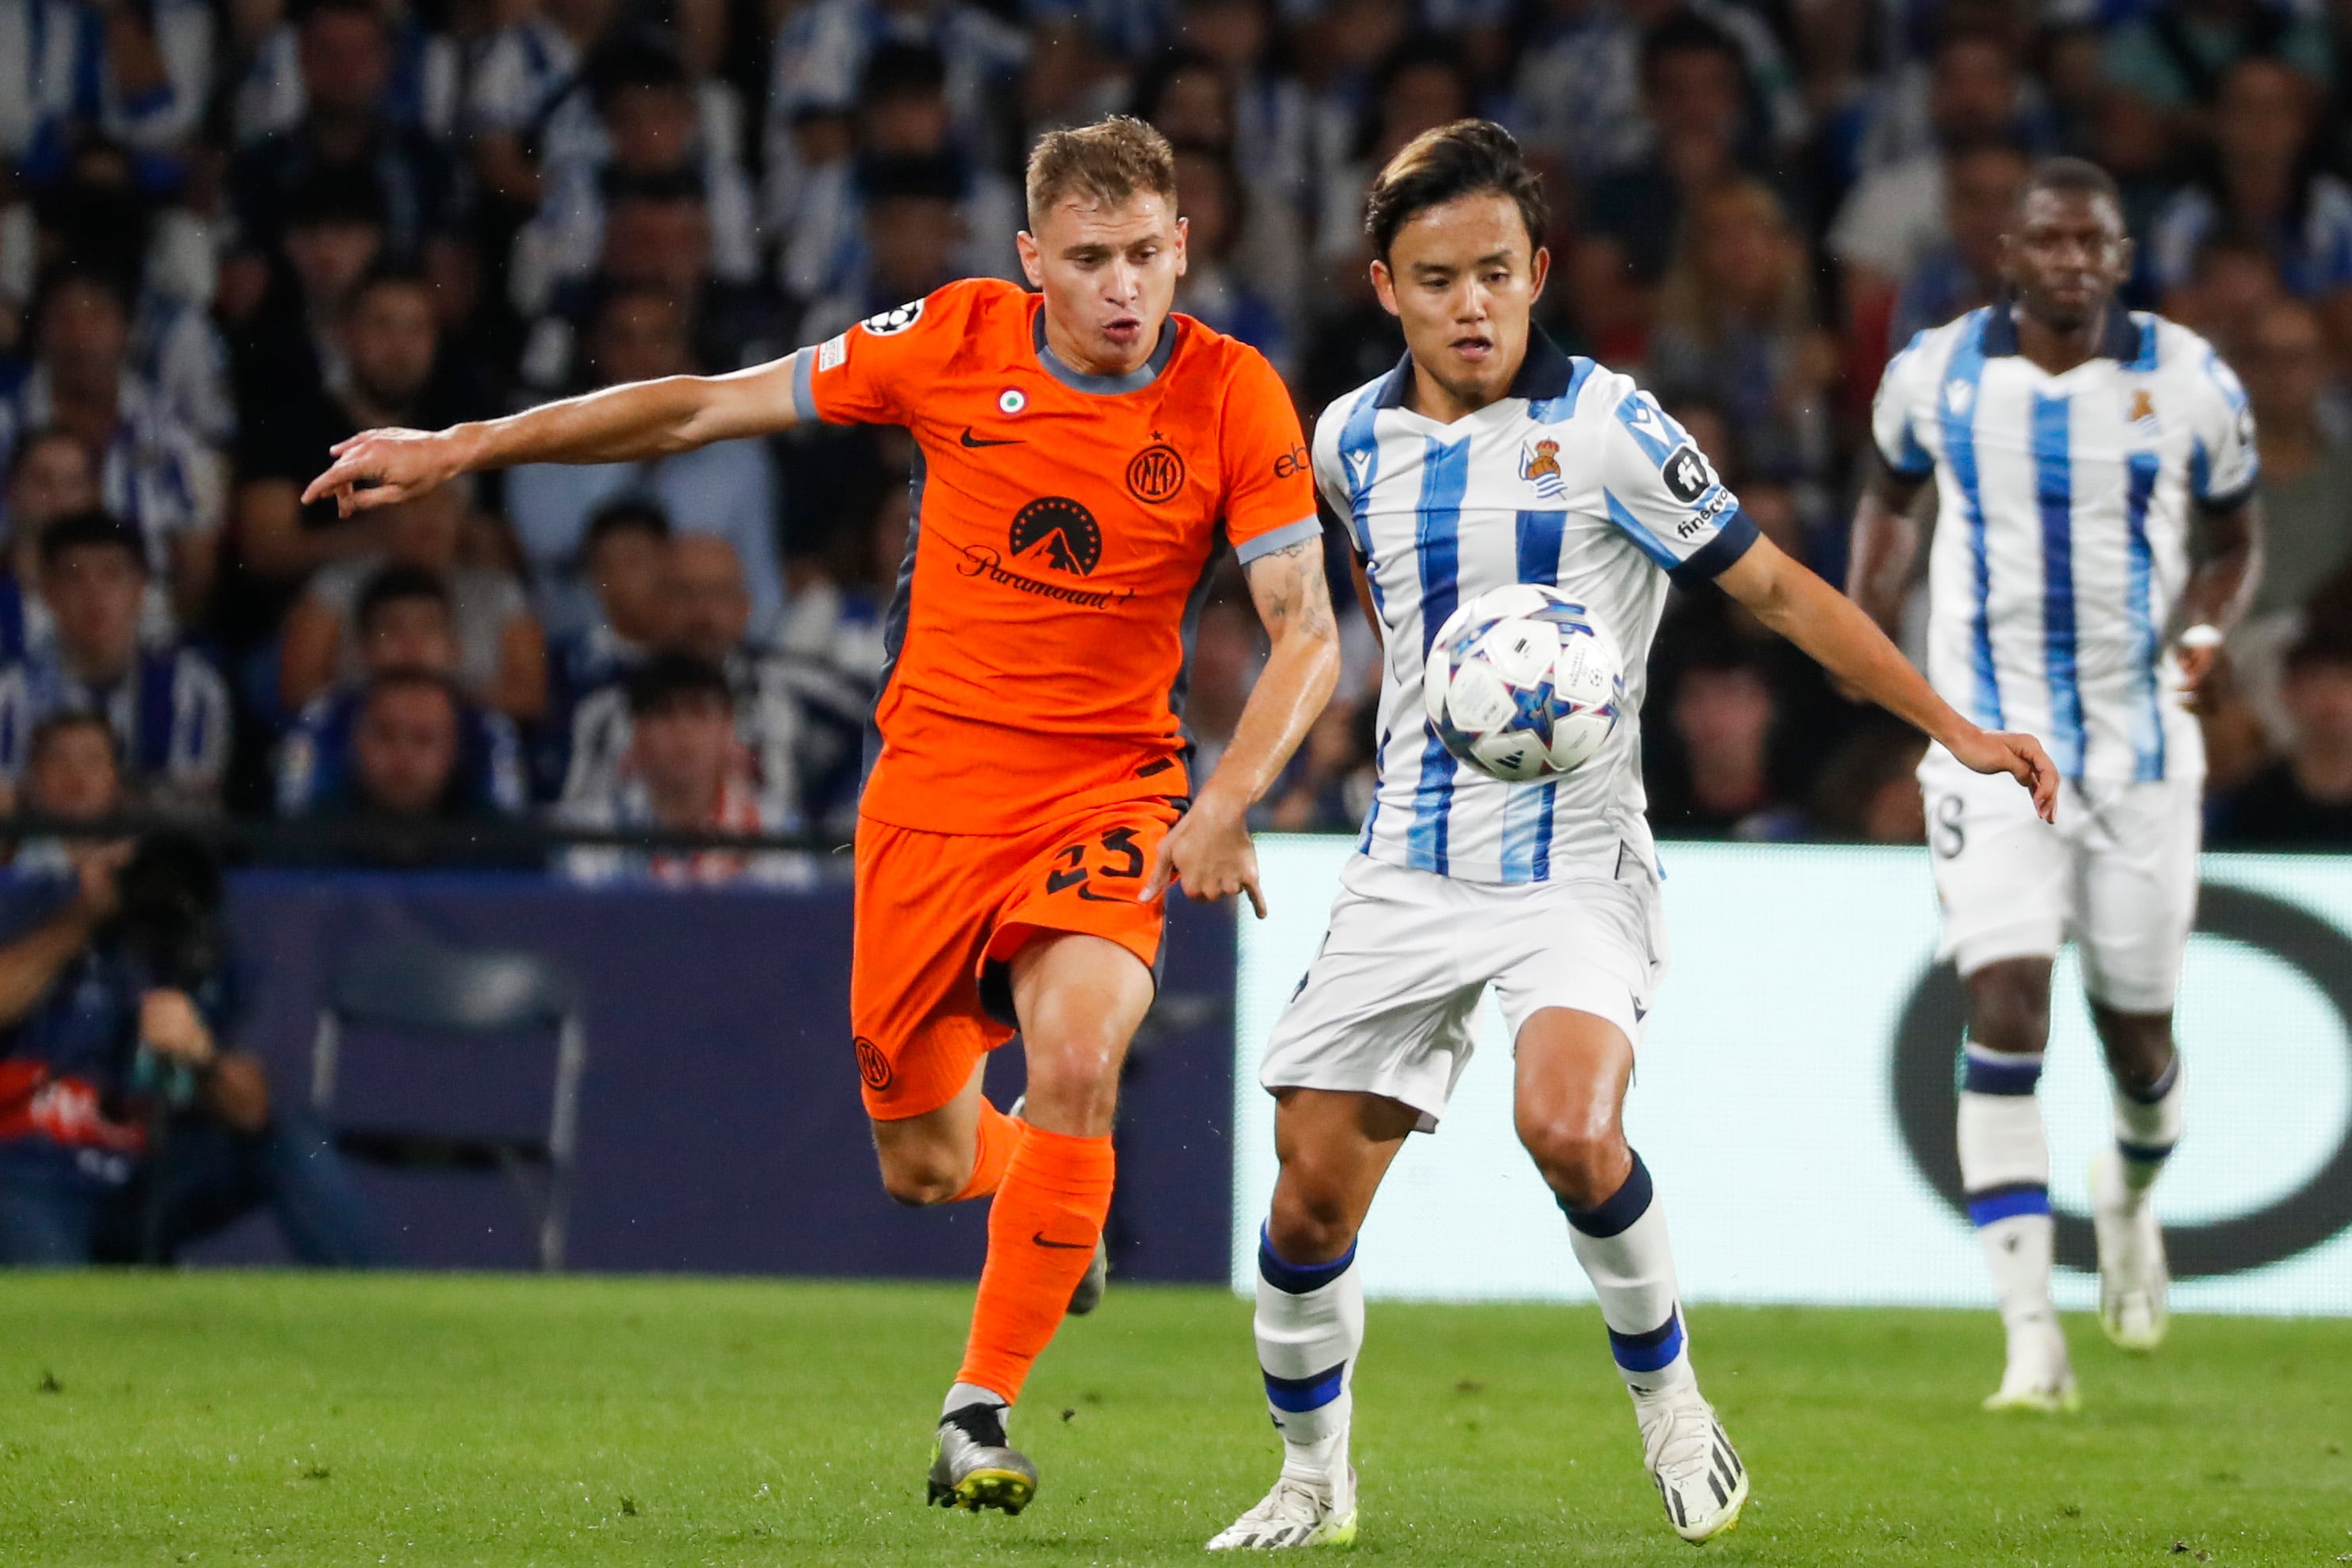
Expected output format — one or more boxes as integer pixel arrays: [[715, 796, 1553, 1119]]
[[1957, 1041, 2057, 1332], [1561, 1151, 1694, 1397], [1254, 1226, 1363, 1482], [2113, 1055, 2185, 1205]]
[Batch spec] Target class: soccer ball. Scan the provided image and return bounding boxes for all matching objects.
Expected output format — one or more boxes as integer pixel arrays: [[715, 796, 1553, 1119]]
[[1423, 584, 1625, 782]]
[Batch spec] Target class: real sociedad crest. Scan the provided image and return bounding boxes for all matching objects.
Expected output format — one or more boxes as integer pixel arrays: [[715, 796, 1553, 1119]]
[[1519, 436, 1566, 500]]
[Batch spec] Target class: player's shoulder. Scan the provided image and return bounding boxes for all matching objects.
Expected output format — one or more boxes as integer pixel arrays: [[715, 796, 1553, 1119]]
[[1170, 311, 1288, 393], [1886, 309, 1986, 382], [2137, 312, 2225, 375], [852, 276, 1026, 347], [1312, 360, 1403, 447]]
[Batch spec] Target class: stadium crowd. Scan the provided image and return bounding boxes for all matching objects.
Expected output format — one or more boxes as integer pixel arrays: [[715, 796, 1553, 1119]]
[[6, 0, 2352, 871]]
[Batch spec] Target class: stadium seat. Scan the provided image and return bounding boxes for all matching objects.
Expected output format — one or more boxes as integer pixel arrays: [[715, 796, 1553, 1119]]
[[309, 939, 586, 1270]]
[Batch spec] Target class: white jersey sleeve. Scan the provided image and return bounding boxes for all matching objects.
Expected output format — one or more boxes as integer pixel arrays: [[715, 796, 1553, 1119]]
[[1870, 329, 1941, 481], [1311, 384, 1378, 555], [1595, 379, 1757, 578], [2181, 337, 2258, 508]]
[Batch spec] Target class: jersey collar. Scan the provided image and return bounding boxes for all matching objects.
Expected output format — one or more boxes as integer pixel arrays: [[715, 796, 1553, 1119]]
[[1980, 302, 2145, 364], [1031, 305, 1181, 394], [1373, 328, 1578, 410]]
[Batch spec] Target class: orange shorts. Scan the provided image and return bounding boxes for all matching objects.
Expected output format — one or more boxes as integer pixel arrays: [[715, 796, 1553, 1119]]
[[851, 797, 1181, 1120]]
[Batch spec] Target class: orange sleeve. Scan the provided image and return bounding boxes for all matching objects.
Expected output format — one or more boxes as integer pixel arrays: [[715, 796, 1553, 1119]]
[[1214, 345, 1320, 563], [800, 280, 990, 428]]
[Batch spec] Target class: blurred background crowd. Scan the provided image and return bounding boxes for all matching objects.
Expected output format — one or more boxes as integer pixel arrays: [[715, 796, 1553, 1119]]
[[8, 0, 2352, 872]]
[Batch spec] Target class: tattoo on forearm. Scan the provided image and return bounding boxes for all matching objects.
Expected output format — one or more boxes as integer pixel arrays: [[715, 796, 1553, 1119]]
[[1249, 540, 1336, 642]]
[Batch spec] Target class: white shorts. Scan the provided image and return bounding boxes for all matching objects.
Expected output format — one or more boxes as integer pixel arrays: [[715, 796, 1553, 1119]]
[[1918, 746, 2201, 1013], [1257, 851, 1667, 1132]]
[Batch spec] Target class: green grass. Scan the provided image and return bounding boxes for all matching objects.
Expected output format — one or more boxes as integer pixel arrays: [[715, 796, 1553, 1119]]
[[2, 1275, 2350, 1566]]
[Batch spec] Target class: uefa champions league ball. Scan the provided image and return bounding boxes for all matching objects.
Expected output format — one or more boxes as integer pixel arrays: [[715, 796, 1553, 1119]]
[[1423, 584, 1626, 783]]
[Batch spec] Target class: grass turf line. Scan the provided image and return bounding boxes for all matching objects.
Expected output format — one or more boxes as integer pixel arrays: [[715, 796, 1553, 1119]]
[[2, 1274, 2349, 1566]]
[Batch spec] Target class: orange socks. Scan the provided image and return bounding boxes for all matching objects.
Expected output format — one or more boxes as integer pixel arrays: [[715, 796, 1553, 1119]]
[[955, 1124, 1115, 1404], [947, 1098, 1021, 1203]]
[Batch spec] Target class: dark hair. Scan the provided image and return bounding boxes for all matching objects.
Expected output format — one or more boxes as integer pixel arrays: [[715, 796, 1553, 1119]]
[[1639, 10, 1744, 81], [286, 167, 388, 230], [857, 152, 965, 205], [38, 509, 145, 573], [588, 33, 691, 109], [2019, 155, 2123, 215], [625, 651, 734, 717], [294, 0, 386, 31], [2189, 223, 2282, 279], [1362, 119, 1547, 262], [582, 495, 673, 562], [2285, 628, 2352, 676], [600, 164, 708, 206], [1128, 47, 1228, 125], [32, 263, 135, 329], [355, 563, 452, 634], [861, 40, 948, 102]]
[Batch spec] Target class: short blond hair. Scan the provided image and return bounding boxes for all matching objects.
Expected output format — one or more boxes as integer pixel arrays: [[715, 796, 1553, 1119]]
[[1024, 115, 1177, 230]]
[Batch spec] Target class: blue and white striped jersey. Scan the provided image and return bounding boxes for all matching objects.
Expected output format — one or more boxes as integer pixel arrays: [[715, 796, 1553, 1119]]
[[1315, 334, 1760, 885], [1872, 306, 2256, 784]]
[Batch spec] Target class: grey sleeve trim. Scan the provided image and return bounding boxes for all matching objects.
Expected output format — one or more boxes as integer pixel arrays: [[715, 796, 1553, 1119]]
[[1233, 515, 1324, 564], [790, 348, 817, 424]]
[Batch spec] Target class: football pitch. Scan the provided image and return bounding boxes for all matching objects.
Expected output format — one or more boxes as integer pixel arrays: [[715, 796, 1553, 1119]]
[[5, 1274, 2350, 1566]]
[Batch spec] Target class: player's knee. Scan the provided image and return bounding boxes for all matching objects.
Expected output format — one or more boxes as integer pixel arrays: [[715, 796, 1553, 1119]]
[[2092, 1007, 2175, 1092], [1967, 972, 2051, 1055], [1516, 1113, 1628, 1210], [874, 1147, 965, 1208], [1267, 1182, 1361, 1265]]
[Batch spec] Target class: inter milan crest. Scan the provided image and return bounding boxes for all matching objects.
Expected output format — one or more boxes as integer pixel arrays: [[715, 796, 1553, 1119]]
[[1519, 436, 1566, 500]]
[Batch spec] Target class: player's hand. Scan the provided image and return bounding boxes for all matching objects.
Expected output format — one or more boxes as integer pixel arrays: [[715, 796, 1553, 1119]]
[[302, 428, 466, 517], [1141, 791, 1267, 919], [139, 989, 218, 1069], [2176, 641, 2219, 693], [1949, 725, 2059, 824]]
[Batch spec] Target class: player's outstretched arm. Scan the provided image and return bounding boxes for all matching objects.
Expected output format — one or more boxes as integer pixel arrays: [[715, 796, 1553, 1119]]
[[302, 350, 810, 517], [1718, 535, 2059, 823], [1141, 535, 1343, 917], [1847, 458, 1927, 636]]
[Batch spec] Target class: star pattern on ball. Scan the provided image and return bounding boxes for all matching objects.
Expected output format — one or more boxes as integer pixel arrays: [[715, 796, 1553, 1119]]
[[1509, 677, 1575, 749]]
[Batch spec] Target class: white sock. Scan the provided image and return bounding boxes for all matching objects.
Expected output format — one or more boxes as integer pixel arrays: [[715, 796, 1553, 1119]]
[[943, 1382, 1007, 1422], [1957, 1042, 2055, 1331], [2113, 1053, 2184, 1204], [1254, 1224, 1362, 1482], [1561, 1151, 1693, 1397]]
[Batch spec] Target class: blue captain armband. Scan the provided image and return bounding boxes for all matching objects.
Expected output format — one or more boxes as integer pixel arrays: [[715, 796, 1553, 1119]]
[[1667, 507, 1762, 586]]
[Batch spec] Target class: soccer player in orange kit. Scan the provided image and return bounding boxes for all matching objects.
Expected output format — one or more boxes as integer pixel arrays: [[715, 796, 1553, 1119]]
[[303, 117, 1342, 1516]]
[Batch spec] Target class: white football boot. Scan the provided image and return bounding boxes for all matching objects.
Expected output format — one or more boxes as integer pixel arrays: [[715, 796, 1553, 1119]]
[[2090, 1149, 2169, 1352], [1982, 1310, 2080, 1412], [1632, 1383, 1748, 1543], [1206, 1465, 1359, 1551]]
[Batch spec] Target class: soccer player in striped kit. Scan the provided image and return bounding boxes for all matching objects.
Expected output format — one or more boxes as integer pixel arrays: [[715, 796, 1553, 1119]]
[[1850, 158, 2264, 1409], [1209, 121, 2054, 1551]]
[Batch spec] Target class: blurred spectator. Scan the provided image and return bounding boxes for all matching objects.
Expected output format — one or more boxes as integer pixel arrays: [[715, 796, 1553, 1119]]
[[2160, 224, 2289, 359], [275, 567, 528, 818], [230, 265, 490, 641], [279, 484, 545, 723], [0, 268, 221, 631], [0, 429, 100, 659], [0, 726, 388, 1266], [224, 0, 463, 281], [773, 471, 894, 830], [1171, 144, 1293, 379], [1646, 180, 1837, 502], [1574, 10, 1773, 360], [234, 0, 458, 145], [505, 286, 784, 638], [294, 669, 537, 867], [1808, 720, 1929, 843], [561, 536, 805, 817], [539, 496, 673, 796], [774, 42, 1023, 306], [800, 154, 974, 343], [0, 512, 230, 813], [1172, 0, 1314, 213], [464, 0, 622, 214], [225, 170, 386, 417], [762, 0, 1028, 234], [1131, 45, 1306, 332], [1647, 636, 1803, 840], [2149, 58, 2352, 359], [0, 0, 209, 173], [559, 653, 802, 886], [1312, 42, 1474, 279], [1831, 21, 2039, 312], [1265, 694, 1376, 832], [2100, 0, 2331, 131], [2212, 631, 2352, 844], [2243, 300, 2352, 618], [508, 36, 759, 318], [1182, 587, 1262, 782], [1886, 140, 2031, 355]]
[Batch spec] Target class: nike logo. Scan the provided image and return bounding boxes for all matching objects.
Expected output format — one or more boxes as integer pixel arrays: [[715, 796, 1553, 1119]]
[[1032, 1232, 1093, 1250], [961, 428, 1021, 448]]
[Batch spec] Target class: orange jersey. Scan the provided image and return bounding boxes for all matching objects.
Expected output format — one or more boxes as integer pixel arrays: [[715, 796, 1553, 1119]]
[[795, 278, 1317, 836]]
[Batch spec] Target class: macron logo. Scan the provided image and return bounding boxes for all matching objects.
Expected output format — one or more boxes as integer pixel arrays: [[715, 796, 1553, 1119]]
[[1944, 379, 1975, 416], [1346, 450, 1374, 490]]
